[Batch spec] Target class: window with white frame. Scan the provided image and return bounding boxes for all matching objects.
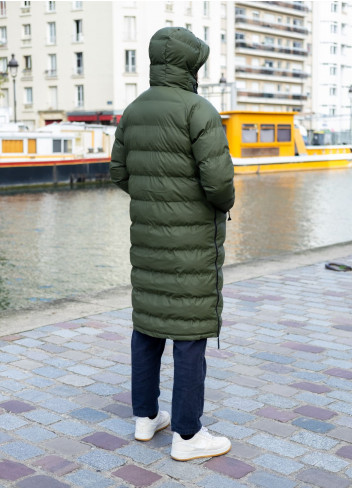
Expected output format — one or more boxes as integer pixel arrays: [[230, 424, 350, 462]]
[[47, 22, 56, 44], [331, 22, 338, 34], [53, 139, 72, 153], [331, 1, 338, 12], [73, 1, 82, 9], [21, 0, 30, 12], [165, 20, 173, 26], [49, 86, 58, 109], [24, 55, 32, 71], [330, 64, 337, 75], [203, 60, 208, 78], [0, 1, 6, 16], [23, 24, 31, 39], [185, 23, 192, 30], [48, 53, 57, 76], [221, 30, 226, 43], [125, 83, 137, 106], [330, 43, 337, 54], [221, 3, 226, 18], [0, 25, 7, 44], [203, 26, 209, 42], [74, 19, 83, 41], [47, 1, 55, 11], [125, 50, 136, 73], [75, 52, 83, 74], [0, 56, 6, 73], [0, 88, 8, 107], [24, 87, 33, 105], [123, 16, 136, 41], [203, 1, 209, 16], [329, 86, 337, 96], [76, 85, 84, 107]]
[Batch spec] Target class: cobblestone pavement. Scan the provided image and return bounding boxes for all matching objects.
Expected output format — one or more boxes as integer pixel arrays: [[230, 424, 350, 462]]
[[1, 256, 352, 488]]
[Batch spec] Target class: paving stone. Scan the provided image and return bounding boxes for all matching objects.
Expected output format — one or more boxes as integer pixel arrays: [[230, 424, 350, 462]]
[[210, 421, 254, 439], [16, 426, 56, 442], [51, 420, 94, 436], [15, 475, 70, 488], [32, 366, 64, 379], [117, 443, 163, 465], [247, 470, 296, 488], [205, 455, 255, 479], [43, 437, 90, 456], [325, 367, 352, 379], [0, 460, 35, 481], [41, 398, 80, 414], [65, 469, 113, 488], [86, 383, 121, 395], [113, 464, 162, 487], [254, 453, 303, 475], [0, 401, 35, 413], [256, 407, 297, 422], [302, 452, 349, 472], [292, 417, 335, 433], [0, 441, 44, 461], [293, 405, 337, 420], [297, 468, 350, 488], [155, 459, 205, 481], [99, 418, 135, 436], [290, 382, 332, 394], [78, 449, 125, 470], [328, 426, 352, 443], [199, 474, 247, 488], [248, 433, 307, 457], [102, 403, 133, 418], [23, 410, 62, 425], [0, 414, 28, 430], [250, 418, 297, 437], [290, 431, 339, 450], [70, 407, 109, 423], [33, 455, 78, 476], [282, 342, 325, 353], [336, 445, 352, 460], [215, 408, 255, 425], [82, 431, 129, 450]]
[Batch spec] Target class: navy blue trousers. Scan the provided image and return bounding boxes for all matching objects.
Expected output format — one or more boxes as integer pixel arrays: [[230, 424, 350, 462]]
[[131, 330, 207, 435]]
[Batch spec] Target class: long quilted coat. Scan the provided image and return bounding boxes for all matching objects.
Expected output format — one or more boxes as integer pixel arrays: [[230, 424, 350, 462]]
[[110, 27, 235, 341]]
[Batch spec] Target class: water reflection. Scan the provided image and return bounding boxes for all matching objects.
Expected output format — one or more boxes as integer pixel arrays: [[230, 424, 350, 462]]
[[1, 169, 352, 311]]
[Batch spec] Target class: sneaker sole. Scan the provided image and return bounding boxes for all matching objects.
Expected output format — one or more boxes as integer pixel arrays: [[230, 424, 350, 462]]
[[135, 421, 170, 442], [171, 444, 231, 461]]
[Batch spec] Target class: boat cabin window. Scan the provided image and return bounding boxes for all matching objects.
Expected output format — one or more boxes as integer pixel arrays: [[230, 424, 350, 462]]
[[260, 124, 275, 143], [2, 140, 24, 153], [53, 139, 73, 153], [242, 124, 258, 143], [277, 124, 291, 142]]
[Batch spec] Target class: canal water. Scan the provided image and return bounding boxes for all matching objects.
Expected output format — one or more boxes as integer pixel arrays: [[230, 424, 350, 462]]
[[1, 169, 352, 312]]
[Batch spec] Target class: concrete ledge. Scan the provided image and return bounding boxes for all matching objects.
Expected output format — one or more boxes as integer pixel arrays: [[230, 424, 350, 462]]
[[1, 240, 352, 337]]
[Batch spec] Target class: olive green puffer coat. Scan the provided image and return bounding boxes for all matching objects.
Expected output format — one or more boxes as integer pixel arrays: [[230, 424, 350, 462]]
[[110, 27, 235, 340]]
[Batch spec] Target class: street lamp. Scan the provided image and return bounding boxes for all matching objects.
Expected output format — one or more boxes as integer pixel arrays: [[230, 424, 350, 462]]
[[348, 85, 352, 145], [8, 54, 19, 123], [219, 73, 227, 112]]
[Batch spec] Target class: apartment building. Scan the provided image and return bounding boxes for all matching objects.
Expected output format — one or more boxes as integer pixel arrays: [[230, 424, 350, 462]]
[[308, 0, 352, 138], [234, 0, 311, 112], [0, 0, 229, 128]]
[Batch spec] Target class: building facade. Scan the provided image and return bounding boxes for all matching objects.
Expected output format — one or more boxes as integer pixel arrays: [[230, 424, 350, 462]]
[[0, 0, 230, 128]]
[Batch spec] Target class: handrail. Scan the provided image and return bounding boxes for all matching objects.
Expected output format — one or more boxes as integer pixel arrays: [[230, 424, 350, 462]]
[[235, 65, 309, 79], [235, 41, 308, 56], [235, 15, 308, 35], [237, 90, 307, 100]]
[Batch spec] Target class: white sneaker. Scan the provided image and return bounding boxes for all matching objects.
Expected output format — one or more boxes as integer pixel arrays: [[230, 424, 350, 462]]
[[135, 411, 170, 441], [171, 427, 231, 461]]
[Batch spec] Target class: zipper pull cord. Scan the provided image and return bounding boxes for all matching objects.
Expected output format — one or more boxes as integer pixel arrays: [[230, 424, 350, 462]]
[[227, 211, 232, 221]]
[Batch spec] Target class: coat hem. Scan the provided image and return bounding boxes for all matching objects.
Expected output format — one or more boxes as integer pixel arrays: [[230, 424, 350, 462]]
[[133, 324, 218, 341]]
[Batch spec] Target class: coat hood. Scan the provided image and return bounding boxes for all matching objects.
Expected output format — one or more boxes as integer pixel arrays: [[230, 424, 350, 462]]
[[149, 27, 210, 93]]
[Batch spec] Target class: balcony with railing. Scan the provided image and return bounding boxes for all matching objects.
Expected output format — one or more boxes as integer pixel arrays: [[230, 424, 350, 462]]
[[235, 15, 308, 36], [45, 69, 57, 78], [236, 65, 309, 79], [237, 90, 307, 101], [235, 41, 308, 57], [266, 1, 309, 12]]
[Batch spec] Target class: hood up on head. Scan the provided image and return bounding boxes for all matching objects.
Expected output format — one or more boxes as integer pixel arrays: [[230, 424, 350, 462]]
[[149, 27, 210, 93]]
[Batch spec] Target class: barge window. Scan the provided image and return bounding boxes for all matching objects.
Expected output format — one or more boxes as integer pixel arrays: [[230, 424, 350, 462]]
[[53, 139, 72, 153], [242, 124, 258, 143], [260, 124, 274, 142], [2, 140, 24, 153], [277, 124, 291, 142]]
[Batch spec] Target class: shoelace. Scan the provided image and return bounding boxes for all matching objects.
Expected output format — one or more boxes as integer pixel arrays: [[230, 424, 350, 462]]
[[200, 427, 213, 439]]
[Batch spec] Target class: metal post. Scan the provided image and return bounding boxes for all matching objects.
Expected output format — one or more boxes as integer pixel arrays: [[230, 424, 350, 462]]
[[12, 77, 17, 123], [349, 86, 352, 145]]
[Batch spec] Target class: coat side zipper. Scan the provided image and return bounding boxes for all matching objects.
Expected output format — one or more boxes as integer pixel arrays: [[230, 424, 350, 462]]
[[213, 209, 221, 349]]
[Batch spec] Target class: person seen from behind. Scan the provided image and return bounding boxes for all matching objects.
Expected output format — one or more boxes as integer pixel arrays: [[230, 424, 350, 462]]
[[110, 27, 235, 461]]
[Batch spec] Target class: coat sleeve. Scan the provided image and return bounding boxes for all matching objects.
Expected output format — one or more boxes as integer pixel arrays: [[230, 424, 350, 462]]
[[190, 100, 235, 213], [110, 118, 129, 194]]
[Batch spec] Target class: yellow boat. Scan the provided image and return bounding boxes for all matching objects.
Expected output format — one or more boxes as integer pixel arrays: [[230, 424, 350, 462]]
[[221, 111, 352, 174]]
